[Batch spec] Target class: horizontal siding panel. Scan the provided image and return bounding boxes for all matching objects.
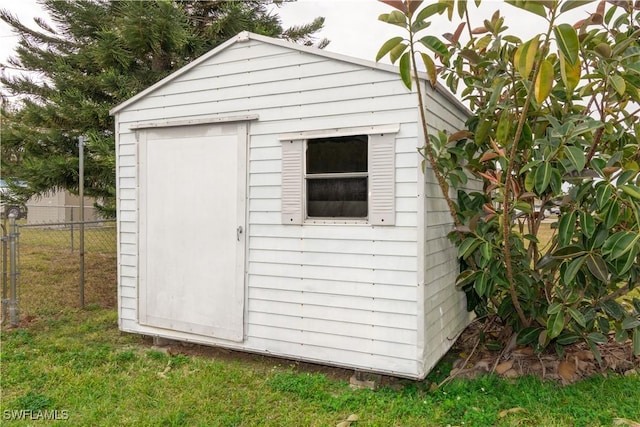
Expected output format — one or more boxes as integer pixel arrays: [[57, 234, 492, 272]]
[[249, 223, 417, 241], [120, 285, 136, 298], [120, 296, 136, 310], [249, 262, 416, 286], [119, 221, 136, 233], [120, 243, 136, 256], [119, 188, 136, 200], [120, 92, 416, 124], [249, 198, 280, 212], [120, 264, 137, 277], [249, 275, 416, 302], [118, 211, 136, 222], [248, 324, 416, 360], [250, 159, 281, 174], [119, 199, 136, 211], [139, 78, 409, 113], [249, 311, 416, 345], [250, 148, 280, 165], [249, 173, 281, 187], [249, 236, 417, 257], [396, 197, 417, 213], [246, 336, 418, 376], [249, 186, 280, 200], [119, 177, 136, 188], [248, 287, 417, 315], [248, 299, 416, 330], [249, 249, 416, 272], [120, 307, 136, 322], [120, 254, 137, 267], [118, 166, 135, 178], [156, 67, 397, 103]]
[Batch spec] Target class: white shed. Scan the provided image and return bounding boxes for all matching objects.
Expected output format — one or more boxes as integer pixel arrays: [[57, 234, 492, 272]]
[[110, 31, 473, 379]]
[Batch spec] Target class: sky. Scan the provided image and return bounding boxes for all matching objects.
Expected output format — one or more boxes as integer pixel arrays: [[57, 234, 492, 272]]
[[0, 0, 595, 68]]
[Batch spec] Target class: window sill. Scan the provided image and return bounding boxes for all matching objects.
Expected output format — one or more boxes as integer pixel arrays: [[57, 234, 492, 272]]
[[304, 218, 369, 225]]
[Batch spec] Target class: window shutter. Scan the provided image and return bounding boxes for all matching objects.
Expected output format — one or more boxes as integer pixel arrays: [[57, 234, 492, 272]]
[[281, 139, 304, 224], [369, 133, 396, 225]]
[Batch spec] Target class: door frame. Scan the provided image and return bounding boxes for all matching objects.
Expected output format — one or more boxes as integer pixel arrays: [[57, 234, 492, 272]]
[[136, 121, 249, 342]]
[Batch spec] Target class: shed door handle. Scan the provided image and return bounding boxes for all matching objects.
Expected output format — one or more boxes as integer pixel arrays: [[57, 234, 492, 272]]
[[237, 226, 243, 241]]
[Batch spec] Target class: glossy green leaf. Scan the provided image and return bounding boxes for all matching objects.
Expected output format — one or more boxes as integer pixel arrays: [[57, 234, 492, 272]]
[[586, 338, 603, 365], [456, 270, 481, 289], [378, 10, 407, 28], [524, 171, 536, 192], [389, 42, 408, 64], [376, 36, 404, 62], [586, 254, 608, 282], [633, 327, 640, 356], [547, 311, 565, 339], [516, 327, 541, 345], [557, 211, 576, 247], [399, 51, 411, 89], [588, 332, 608, 343], [414, 2, 449, 22], [612, 247, 639, 275], [595, 184, 612, 210], [620, 184, 640, 200], [602, 231, 639, 260], [534, 59, 554, 104], [579, 211, 595, 238], [474, 118, 491, 145], [560, 0, 596, 13], [417, 53, 436, 88], [419, 35, 449, 58], [506, 0, 547, 17], [474, 271, 489, 296], [622, 316, 640, 330], [514, 36, 539, 79], [496, 112, 511, 143], [551, 245, 587, 259], [565, 146, 586, 172], [457, 237, 482, 259], [563, 255, 586, 284], [548, 301, 563, 315], [535, 162, 552, 194], [605, 201, 619, 229], [560, 53, 581, 92], [601, 300, 625, 321], [567, 307, 586, 328], [556, 332, 580, 345], [554, 23, 579, 66], [610, 74, 626, 96]]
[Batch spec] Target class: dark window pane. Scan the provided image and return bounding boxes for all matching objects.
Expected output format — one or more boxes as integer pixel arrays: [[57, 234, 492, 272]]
[[306, 135, 367, 174], [307, 178, 368, 217]]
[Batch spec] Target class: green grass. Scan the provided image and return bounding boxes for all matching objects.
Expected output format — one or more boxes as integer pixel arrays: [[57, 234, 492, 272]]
[[1, 308, 639, 426], [2, 221, 639, 426]]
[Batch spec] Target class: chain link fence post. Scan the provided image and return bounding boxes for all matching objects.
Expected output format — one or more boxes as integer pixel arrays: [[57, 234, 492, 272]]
[[1, 219, 8, 324], [8, 213, 19, 326]]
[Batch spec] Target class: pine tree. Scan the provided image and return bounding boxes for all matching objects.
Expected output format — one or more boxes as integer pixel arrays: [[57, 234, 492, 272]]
[[0, 0, 327, 214]]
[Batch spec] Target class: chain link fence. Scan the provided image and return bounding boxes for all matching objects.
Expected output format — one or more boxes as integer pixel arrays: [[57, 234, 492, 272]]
[[1, 206, 116, 324]]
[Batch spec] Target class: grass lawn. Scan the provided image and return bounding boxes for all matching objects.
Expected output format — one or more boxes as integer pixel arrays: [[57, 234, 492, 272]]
[[1, 223, 639, 426]]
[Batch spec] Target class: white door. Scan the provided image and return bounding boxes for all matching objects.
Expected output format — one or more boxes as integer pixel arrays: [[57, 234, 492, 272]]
[[138, 123, 247, 342]]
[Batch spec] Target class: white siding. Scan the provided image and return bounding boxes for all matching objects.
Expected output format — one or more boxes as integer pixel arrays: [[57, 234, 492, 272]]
[[115, 33, 470, 378], [420, 83, 475, 375]]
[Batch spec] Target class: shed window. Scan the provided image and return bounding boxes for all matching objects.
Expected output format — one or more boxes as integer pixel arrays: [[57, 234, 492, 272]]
[[281, 127, 397, 226], [306, 136, 368, 218]]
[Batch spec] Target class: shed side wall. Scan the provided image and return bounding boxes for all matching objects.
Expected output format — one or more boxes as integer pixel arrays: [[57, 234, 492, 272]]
[[421, 83, 476, 374]]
